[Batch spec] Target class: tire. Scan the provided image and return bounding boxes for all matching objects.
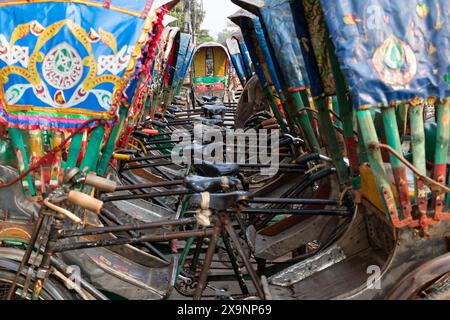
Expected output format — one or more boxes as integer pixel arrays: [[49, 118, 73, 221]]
[[0, 264, 79, 300]]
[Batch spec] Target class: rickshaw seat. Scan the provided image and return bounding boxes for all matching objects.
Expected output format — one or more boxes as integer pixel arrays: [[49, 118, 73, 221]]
[[190, 191, 252, 211], [194, 161, 240, 177], [184, 175, 240, 192]]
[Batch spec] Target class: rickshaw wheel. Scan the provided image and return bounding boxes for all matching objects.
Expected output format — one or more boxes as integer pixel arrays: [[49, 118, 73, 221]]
[[386, 253, 450, 300], [0, 268, 78, 300]]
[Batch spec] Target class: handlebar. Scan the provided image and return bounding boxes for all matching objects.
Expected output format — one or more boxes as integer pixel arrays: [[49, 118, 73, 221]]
[[84, 173, 117, 193], [67, 191, 104, 214]]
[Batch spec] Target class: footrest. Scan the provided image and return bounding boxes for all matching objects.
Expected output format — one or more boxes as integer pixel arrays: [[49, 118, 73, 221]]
[[62, 247, 177, 300]]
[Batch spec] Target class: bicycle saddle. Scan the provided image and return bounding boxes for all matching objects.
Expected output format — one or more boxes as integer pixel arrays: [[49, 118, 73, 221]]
[[190, 191, 252, 211], [202, 104, 226, 118], [201, 95, 220, 103], [244, 111, 273, 127], [194, 161, 240, 177], [199, 118, 224, 126], [184, 175, 240, 193]]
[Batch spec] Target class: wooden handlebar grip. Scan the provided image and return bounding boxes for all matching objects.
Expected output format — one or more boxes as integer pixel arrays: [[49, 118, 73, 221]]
[[68, 191, 103, 214], [113, 153, 132, 161], [142, 129, 159, 136], [84, 173, 117, 192]]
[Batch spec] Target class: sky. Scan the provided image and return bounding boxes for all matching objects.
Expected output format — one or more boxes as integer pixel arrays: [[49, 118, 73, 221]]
[[201, 0, 240, 38]]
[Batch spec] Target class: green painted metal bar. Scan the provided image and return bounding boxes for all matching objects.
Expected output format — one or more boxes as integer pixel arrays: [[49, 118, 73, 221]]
[[357, 109, 400, 225], [316, 97, 349, 184], [326, 37, 357, 174], [175, 197, 194, 280], [381, 105, 412, 221], [299, 90, 315, 125], [263, 86, 289, 133], [409, 101, 428, 225], [433, 99, 450, 218], [396, 103, 409, 140], [331, 96, 343, 129], [144, 94, 151, 115], [9, 128, 35, 196], [64, 132, 83, 171], [291, 90, 320, 152], [97, 106, 128, 176], [79, 125, 106, 173]]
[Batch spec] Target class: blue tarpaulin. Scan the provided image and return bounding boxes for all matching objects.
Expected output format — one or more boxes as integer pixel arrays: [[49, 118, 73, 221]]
[[227, 38, 247, 85], [320, 0, 449, 107], [258, 0, 316, 93]]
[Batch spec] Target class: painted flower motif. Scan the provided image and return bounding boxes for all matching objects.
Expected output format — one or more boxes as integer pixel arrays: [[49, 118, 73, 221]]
[[97, 45, 134, 75], [42, 42, 83, 90], [343, 13, 361, 25], [54, 90, 66, 105], [383, 38, 404, 69], [0, 35, 29, 67], [87, 28, 100, 43], [30, 20, 45, 36], [416, 2, 429, 19], [373, 36, 417, 88]]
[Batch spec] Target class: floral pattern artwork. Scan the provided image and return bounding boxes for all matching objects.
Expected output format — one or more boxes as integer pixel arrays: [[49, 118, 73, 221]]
[[0, 0, 155, 130]]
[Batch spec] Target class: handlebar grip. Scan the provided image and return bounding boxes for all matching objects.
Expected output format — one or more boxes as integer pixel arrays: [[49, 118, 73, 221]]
[[113, 153, 132, 161], [164, 113, 176, 119], [151, 120, 166, 128], [84, 173, 117, 192], [43, 199, 82, 224], [142, 128, 159, 136], [68, 191, 103, 214]]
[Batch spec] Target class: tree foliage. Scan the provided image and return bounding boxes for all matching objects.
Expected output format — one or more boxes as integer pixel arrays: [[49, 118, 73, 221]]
[[197, 29, 214, 43], [168, 1, 215, 43]]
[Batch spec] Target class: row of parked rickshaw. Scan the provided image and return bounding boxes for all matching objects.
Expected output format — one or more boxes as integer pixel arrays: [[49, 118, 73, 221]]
[[0, 0, 449, 300]]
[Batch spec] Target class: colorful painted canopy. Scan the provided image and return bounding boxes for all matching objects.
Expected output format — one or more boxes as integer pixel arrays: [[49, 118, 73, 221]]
[[226, 38, 247, 84], [320, 0, 449, 107], [172, 33, 192, 89], [238, 38, 254, 79], [0, 0, 156, 130], [291, 0, 337, 96], [181, 43, 196, 84], [229, 10, 285, 93], [257, 0, 323, 96]]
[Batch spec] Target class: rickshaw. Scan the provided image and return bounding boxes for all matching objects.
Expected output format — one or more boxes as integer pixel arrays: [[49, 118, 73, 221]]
[[192, 42, 232, 101], [0, 0, 184, 300], [228, 1, 354, 278], [232, 0, 450, 300]]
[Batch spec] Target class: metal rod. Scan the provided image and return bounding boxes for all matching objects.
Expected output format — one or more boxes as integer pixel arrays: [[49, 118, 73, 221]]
[[7, 208, 46, 300], [221, 213, 265, 299], [193, 220, 221, 300], [251, 197, 338, 205], [55, 229, 214, 252], [102, 189, 192, 202], [115, 179, 183, 191], [61, 216, 198, 238], [121, 161, 178, 171]]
